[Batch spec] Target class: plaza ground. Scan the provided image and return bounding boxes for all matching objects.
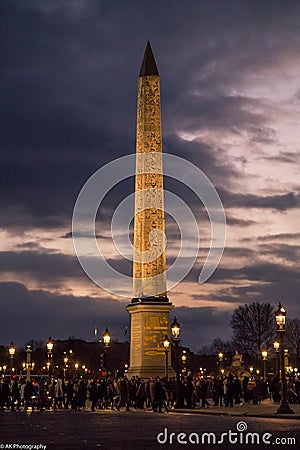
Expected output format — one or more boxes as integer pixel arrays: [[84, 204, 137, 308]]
[[0, 406, 299, 450]]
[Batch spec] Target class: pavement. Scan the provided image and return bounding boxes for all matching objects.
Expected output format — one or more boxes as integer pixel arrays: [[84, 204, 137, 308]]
[[1, 410, 299, 450], [173, 398, 300, 419]]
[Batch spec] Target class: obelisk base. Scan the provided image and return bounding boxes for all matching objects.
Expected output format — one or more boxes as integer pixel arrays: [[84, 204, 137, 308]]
[[126, 300, 175, 379]]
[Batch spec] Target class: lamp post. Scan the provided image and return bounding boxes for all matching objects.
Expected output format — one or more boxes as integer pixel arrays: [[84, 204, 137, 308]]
[[25, 345, 32, 382], [284, 349, 289, 373], [273, 341, 280, 377], [262, 350, 268, 380], [103, 327, 111, 375], [171, 317, 183, 408], [163, 335, 170, 378], [63, 356, 68, 379], [8, 343, 16, 376], [182, 350, 187, 375], [218, 352, 224, 375], [275, 302, 293, 414], [46, 336, 53, 384]]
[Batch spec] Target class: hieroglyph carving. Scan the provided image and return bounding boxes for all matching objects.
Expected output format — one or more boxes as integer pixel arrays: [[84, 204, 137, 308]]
[[133, 75, 167, 298]]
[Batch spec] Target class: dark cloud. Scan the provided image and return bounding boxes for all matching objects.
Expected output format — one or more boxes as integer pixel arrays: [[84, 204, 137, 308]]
[[0, 250, 82, 281], [219, 188, 300, 211], [0, 281, 230, 350], [260, 152, 300, 164], [0, 281, 129, 347], [226, 215, 257, 227], [257, 232, 300, 242]]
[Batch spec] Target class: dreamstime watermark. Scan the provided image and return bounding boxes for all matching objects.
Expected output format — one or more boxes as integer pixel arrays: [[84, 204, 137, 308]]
[[72, 153, 226, 297], [156, 421, 297, 446]]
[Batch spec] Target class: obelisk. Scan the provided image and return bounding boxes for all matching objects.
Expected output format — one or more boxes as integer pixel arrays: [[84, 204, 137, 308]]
[[126, 42, 174, 378]]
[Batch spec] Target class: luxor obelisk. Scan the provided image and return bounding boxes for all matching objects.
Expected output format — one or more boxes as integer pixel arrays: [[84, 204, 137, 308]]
[[126, 42, 174, 378]]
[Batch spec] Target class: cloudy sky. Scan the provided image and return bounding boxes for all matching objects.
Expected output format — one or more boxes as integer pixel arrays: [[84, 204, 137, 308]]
[[1, 0, 300, 352]]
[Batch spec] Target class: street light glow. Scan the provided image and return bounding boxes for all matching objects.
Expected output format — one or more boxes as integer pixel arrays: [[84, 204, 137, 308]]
[[171, 317, 180, 340]]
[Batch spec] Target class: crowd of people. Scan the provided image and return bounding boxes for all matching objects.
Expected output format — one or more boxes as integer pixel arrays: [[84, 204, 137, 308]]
[[1, 373, 299, 413]]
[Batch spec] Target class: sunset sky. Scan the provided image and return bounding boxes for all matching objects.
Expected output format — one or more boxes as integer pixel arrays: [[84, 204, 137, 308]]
[[1, 0, 300, 352]]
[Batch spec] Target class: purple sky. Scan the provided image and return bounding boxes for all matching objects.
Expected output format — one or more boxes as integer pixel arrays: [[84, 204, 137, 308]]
[[1, 0, 299, 352]]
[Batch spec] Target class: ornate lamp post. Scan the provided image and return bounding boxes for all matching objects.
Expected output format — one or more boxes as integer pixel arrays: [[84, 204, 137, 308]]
[[63, 356, 68, 378], [182, 350, 187, 375], [8, 343, 16, 376], [284, 349, 289, 373], [171, 317, 183, 408], [25, 345, 32, 382], [103, 327, 111, 375], [46, 336, 54, 384], [275, 302, 293, 414], [218, 351, 224, 375], [273, 341, 280, 377], [262, 350, 268, 380], [163, 335, 170, 378]]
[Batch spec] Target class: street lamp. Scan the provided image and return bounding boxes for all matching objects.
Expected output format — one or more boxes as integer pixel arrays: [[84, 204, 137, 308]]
[[171, 317, 183, 408], [25, 345, 32, 381], [275, 302, 293, 414], [182, 350, 187, 375], [284, 349, 289, 373], [46, 336, 53, 383], [262, 350, 268, 380], [273, 341, 280, 377], [103, 327, 111, 347], [8, 343, 16, 375], [163, 334, 170, 378], [102, 327, 111, 375], [218, 351, 224, 375]]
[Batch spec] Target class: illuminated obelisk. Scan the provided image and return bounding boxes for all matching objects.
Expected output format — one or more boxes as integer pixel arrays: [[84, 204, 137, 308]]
[[126, 42, 174, 378]]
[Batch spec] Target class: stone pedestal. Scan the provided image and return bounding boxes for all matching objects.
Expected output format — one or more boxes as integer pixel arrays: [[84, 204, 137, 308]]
[[126, 300, 175, 378]]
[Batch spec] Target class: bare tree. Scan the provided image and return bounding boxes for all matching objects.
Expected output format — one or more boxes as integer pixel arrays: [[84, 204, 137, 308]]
[[286, 318, 300, 362], [230, 302, 276, 359], [210, 337, 235, 354]]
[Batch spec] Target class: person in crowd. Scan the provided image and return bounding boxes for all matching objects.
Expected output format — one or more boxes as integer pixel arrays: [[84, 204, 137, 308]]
[[269, 376, 280, 403], [224, 374, 234, 407], [242, 375, 249, 403], [89, 380, 98, 411], [135, 379, 146, 409], [0, 378, 10, 411], [24, 380, 35, 411], [97, 378, 106, 409], [78, 379, 87, 409], [54, 378, 64, 409], [252, 377, 260, 405], [153, 376, 167, 413], [106, 378, 118, 410], [72, 380, 79, 410], [11, 378, 21, 411], [199, 377, 210, 408], [233, 376, 242, 405], [116, 376, 130, 411], [65, 380, 74, 409], [246, 377, 256, 403], [184, 375, 195, 408]]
